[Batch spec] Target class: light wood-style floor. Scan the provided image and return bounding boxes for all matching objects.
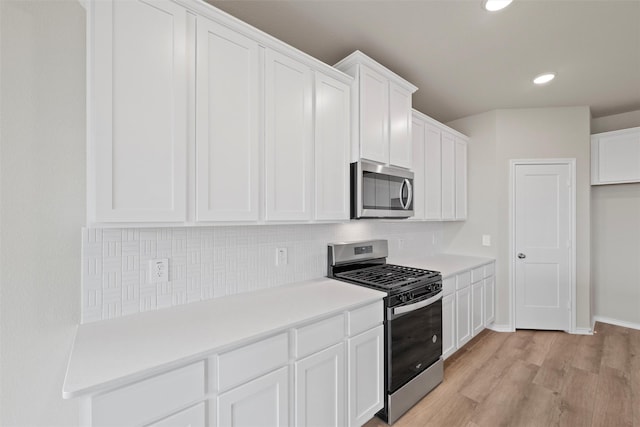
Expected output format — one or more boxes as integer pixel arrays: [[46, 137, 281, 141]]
[[364, 322, 640, 427]]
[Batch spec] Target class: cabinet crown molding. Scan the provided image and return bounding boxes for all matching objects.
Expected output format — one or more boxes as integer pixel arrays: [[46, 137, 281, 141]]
[[334, 50, 418, 93]]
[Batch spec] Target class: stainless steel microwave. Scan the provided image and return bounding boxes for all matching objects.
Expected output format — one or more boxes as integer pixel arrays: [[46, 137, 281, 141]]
[[351, 160, 414, 219]]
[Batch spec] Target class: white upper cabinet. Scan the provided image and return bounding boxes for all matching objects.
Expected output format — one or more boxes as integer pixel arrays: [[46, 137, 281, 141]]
[[314, 72, 351, 221], [88, 0, 354, 225], [411, 118, 426, 219], [424, 124, 443, 220], [441, 132, 456, 220], [389, 83, 413, 169], [411, 110, 468, 222], [591, 127, 640, 185], [265, 49, 314, 221], [335, 51, 418, 169], [89, 0, 188, 222], [195, 18, 260, 222], [455, 137, 468, 220], [359, 66, 389, 164]]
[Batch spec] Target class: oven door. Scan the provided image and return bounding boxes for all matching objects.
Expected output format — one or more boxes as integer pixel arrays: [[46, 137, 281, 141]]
[[386, 292, 443, 393]]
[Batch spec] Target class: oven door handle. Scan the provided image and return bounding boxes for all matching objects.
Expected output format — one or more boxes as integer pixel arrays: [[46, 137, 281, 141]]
[[388, 291, 443, 320]]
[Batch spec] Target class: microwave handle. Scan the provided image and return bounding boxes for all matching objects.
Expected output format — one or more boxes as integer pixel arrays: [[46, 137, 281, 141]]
[[399, 179, 412, 210]]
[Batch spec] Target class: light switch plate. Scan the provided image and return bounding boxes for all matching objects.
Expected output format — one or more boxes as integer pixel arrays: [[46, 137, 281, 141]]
[[149, 258, 169, 283], [482, 235, 491, 247]]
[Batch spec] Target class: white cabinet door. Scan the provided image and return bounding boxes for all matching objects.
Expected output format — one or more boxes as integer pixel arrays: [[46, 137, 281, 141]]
[[389, 83, 412, 169], [195, 18, 260, 221], [455, 137, 467, 220], [425, 124, 443, 220], [411, 118, 426, 219], [218, 367, 289, 427], [91, 0, 187, 222], [295, 343, 346, 427], [442, 293, 456, 360], [471, 280, 484, 337], [484, 275, 495, 326], [359, 65, 389, 164], [265, 49, 313, 221], [314, 72, 351, 221], [148, 403, 205, 427], [591, 127, 640, 185], [441, 132, 456, 220], [348, 325, 384, 427], [455, 286, 471, 348]]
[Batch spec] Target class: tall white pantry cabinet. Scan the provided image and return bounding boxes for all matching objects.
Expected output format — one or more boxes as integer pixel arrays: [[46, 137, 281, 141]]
[[87, 0, 352, 225]]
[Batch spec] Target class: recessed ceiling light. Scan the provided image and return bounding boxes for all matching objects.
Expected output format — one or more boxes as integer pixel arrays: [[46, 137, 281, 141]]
[[483, 0, 513, 12], [533, 73, 556, 85]]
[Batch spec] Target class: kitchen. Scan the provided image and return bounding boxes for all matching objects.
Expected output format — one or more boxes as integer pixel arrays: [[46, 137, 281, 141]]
[[1, 0, 639, 426]]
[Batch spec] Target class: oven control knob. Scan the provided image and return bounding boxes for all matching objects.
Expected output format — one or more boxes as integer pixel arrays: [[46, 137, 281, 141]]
[[399, 294, 406, 303]]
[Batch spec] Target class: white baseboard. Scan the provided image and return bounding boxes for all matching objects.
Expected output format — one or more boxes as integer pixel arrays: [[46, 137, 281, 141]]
[[592, 315, 640, 331], [571, 327, 593, 335], [486, 323, 513, 333]]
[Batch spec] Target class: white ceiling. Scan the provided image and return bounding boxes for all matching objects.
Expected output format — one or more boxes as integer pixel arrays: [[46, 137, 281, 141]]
[[208, 0, 640, 123]]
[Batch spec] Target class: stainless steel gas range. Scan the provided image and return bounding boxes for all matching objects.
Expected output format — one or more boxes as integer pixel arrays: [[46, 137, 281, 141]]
[[328, 239, 443, 425]]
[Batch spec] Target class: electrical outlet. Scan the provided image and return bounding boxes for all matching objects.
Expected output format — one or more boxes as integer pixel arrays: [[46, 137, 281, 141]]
[[148, 258, 169, 283], [482, 235, 491, 247], [275, 247, 288, 266]]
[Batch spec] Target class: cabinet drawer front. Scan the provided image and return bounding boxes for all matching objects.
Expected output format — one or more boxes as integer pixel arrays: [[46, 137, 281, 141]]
[[471, 266, 484, 283], [442, 277, 456, 296], [294, 314, 345, 359], [456, 271, 471, 290], [92, 362, 205, 427], [485, 262, 495, 277], [348, 301, 383, 336], [217, 333, 288, 392]]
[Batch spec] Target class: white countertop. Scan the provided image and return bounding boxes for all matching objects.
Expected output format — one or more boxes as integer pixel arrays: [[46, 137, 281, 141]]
[[389, 253, 495, 278], [63, 278, 385, 399]]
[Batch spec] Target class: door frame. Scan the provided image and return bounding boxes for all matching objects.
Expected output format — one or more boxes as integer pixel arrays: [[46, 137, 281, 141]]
[[508, 158, 577, 333]]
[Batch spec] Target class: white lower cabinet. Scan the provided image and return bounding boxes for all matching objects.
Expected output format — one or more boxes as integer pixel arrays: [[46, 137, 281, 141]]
[[442, 293, 456, 359], [295, 343, 346, 427], [348, 325, 384, 427], [149, 403, 206, 427], [455, 286, 472, 348], [88, 362, 205, 427], [471, 280, 484, 337], [484, 275, 495, 326], [441, 261, 495, 360], [218, 367, 289, 427], [81, 301, 383, 427]]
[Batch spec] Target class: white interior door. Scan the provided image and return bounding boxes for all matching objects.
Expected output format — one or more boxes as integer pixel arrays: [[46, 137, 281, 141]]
[[513, 162, 573, 330]]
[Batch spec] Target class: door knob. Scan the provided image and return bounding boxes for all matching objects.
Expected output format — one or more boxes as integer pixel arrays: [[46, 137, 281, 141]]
[[517, 253, 526, 259]]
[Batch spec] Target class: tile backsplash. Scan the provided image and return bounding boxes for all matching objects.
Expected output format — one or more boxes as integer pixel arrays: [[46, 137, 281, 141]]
[[82, 221, 445, 323]]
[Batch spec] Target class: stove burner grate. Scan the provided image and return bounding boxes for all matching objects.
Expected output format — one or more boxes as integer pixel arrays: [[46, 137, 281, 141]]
[[335, 264, 439, 289]]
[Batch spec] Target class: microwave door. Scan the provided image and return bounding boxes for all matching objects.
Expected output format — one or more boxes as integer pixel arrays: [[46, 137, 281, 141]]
[[375, 174, 391, 209]]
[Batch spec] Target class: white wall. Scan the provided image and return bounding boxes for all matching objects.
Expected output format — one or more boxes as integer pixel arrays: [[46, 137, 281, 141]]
[[591, 110, 640, 134], [446, 107, 592, 331], [0, 1, 85, 425], [590, 110, 640, 327]]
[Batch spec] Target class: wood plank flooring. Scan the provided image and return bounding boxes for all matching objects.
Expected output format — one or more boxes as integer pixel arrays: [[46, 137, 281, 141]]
[[364, 322, 640, 427]]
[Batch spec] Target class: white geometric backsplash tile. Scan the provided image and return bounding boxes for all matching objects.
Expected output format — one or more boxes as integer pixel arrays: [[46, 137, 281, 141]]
[[81, 221, 444, 323]]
